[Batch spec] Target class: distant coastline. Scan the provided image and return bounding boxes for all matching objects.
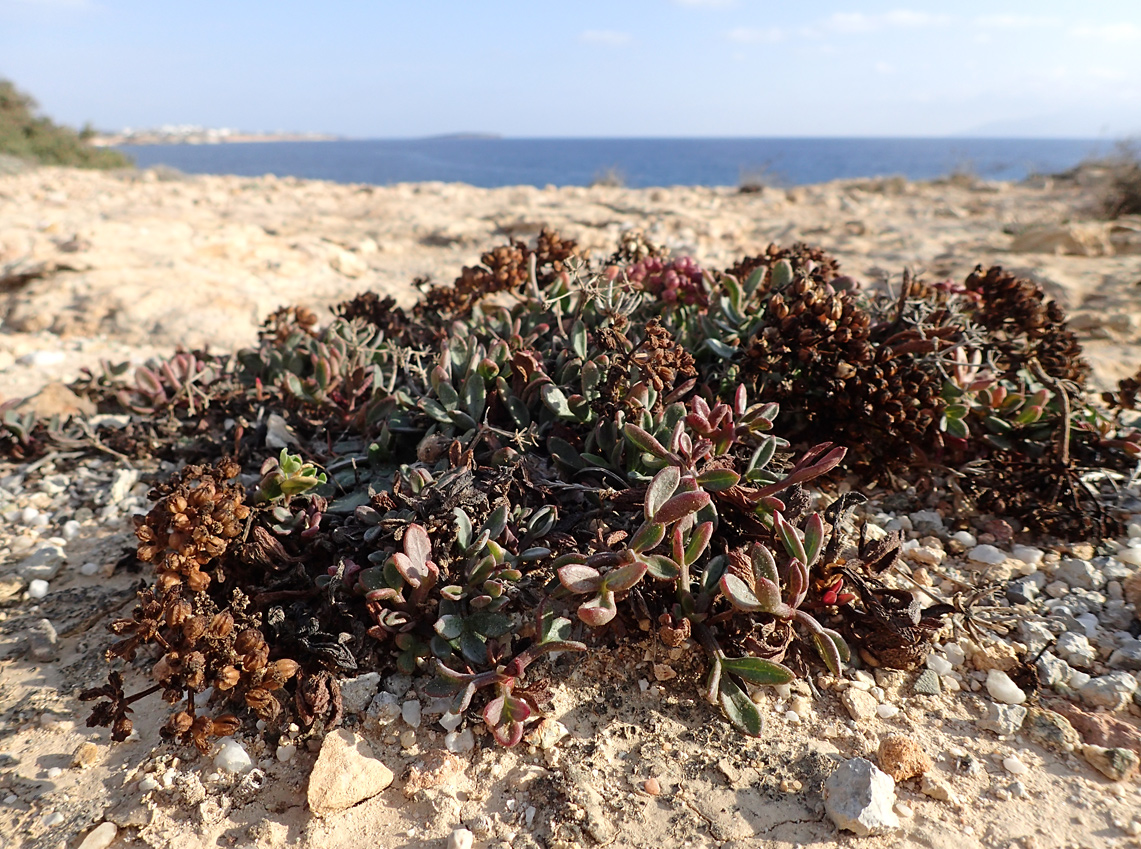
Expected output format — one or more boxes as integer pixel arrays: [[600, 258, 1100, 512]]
[[90, 126, 339, 147]]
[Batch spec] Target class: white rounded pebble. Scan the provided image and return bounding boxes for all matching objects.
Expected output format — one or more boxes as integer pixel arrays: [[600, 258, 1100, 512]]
[[1011, 545, 1044, 567], [213, 738, 252, 773], [968, 544, 1006, 566], [79, 562, 99, 576], [438, 711, 463, 733], [447, 828, 474, 849], [138, 775, 160, 792], [926, 655, 953, 676], [784, 710, 801, 723], [877, 703, 900, 719], [401, 699, 422, 728], [1002, 755, 1029, 775], [1115, 547, 1141, 567], [951, 530, 977, 548], [986, 669, 1027, 705], [944, 644, 966, 667], [45, 767, 62, 779], [76, 822, 117, 849], [276, 743, 296, 762], [42, 810, 64, 826], [20, 507, 40, 524], [27, 579, 49, 599], [445, 728, 475, 753], [62, 520, 81, 540]]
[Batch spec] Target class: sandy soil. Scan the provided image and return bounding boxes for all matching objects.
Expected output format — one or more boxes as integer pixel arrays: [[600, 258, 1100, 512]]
[[1, 166, 1141, 849]]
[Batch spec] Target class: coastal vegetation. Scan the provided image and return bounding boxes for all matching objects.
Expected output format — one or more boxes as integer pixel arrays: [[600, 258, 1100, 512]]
[[0, 79, 130, 169]]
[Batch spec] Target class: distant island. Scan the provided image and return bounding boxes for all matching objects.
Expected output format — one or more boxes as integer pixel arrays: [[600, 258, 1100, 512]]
[[90, 125, 340, 146]]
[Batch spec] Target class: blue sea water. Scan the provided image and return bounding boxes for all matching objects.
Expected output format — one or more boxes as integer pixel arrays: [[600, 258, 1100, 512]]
[[116, 137, 1114, 189]]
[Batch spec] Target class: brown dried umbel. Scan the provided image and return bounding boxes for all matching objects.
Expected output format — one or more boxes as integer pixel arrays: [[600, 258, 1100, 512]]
[[724, 242, 842, 296], [259, 305, 320, 345], [1104, 366, 1141, 410], [963, 265, 1088, 385], [417, 228, 580, 319], [135, 460, 250, 593]]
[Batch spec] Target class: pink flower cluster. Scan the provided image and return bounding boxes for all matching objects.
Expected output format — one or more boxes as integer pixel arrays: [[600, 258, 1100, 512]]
[[626, 256, 708, 307]]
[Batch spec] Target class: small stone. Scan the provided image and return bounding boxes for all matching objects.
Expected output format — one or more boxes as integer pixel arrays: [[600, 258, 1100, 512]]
[[1022, 707, 1081, 753], [877, 703, 900, 719], [276, 744, 297, 763], [1011, 544, 1044, 567], [841, 687, 878, 721], [877, 735, 931, 781], [27, 618, 59, 662], [970, 641, 1018, 672], [42, 811, 64, 826], [338, 672, 381, 714], [1056, 632, 1097, 668], [447, 828, 474, 849], [1080, 672, 1138, 711], [951, 531, 977, 548], [1002, 754, 1028, 775], [17, 543, 66, 581], [920, 774, 958, 805], [1055, 558, 1103, 590], [1082, 745, 1140, 782], [985, 669, 1026, 705], [138, 775, 160, 792], [525, 718, 569, 750], [214, 738, 252, 773], [823, 758, 900, 836], [383, 673, 413, 696], [926, 654, 953, 675], [307, 730, 394, 815], [438, 711, 463, 733], [27, 579, 49, 599], [72, 742, 99, 769], [967, 544, 1006, 566], [444, 729, 475, 753], [76, 822, 117, 849], [1115, 546, 1141, 567], [1045, 580, 1069, 598], [978, 703, 1027, 736], [401, 699, 422, 728], [1036, 651, 1072, 688], [1108, 639, 1141, 671], [913, 669, 941, 696], [643, 776, 661, 796], [79, 562, 100, 577], [1069, 670, 1092, 689], [366, 691, 401, 726], [109, 468, 139, 503], [1006, 577, 1039, 604]]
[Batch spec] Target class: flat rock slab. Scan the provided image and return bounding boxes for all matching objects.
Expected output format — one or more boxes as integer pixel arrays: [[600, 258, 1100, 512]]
[[307, 729, 394, 815]]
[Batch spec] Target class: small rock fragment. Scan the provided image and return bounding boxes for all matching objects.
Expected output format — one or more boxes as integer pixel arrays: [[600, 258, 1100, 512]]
[[308, 730, 394, 814], [72, 742, 99, 769], [643, 777, 661, 796], [28, 579, 49, 599], [1002, 755, 1029, 775], [985, 669, 1026, 705], [1024, 707, 1081, 752], [978, 703, 1027, 736], [920, 773, 959, 804], [447, 828, 474, 849], [27, 618, 59, 662], [214, 738, 252, 773], [1082, 745, 1140, 782], [401, 698, 422, 728], [76, 822, 117, 849], [1056, 632, 1096, 668], [1079, 672, 1138, 711], [877, 735, 931, 781], [913, 669, 941, 696], [823, 758, 900, 836], [967, 544, 1006, 566], [16, 543, 67, 581], [338, 672, 381, 714], [841, 687, 878, 721]]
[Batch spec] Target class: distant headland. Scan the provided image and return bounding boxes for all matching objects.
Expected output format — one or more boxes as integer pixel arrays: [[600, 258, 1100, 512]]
[[90, 125, 340, 146]]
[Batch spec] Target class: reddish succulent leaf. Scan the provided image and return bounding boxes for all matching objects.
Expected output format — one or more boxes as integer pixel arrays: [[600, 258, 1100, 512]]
[[629, 521, 666, 555], [577, 592, 617, 627], [720, 655, 796, 685], [403, 524, 432, 568], [775, 513, 807, 564], [654, 490, 711, 525], [600, 560, 648, 593], [558, 564, 603, 594], [625, 424, 670, 459], [484, 693, 531, 747], [683, 521, 714, 566], [645, 466, 681, 521]]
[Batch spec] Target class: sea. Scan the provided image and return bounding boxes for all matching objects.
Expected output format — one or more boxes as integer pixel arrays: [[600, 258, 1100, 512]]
[[115, 137, 1115, 189]]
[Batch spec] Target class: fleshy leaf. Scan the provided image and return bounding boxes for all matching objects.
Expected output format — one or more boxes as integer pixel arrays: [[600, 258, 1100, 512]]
[[403, 524, 432, 568], [683, 521, 714, 566], [642, 554, 681, 580], [624, 423, 670, 459], [720, 655, 796, 685], [600, 560, 648, 593], [645, 466, 681, 521], [577, 592, 617, 627], [629, 521, 666, 554], [802, 513, 825, 567], [654, 491, 711, 525], [775, 513, 807, 565], [558, 564, 603, 594], [696, 468, 740, 492], [719, 675, 763, 737], [720, 573, 764, 612], [484, 693, 531, 747]]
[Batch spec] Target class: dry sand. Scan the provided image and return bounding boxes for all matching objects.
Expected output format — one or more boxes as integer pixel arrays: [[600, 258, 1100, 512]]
[[2, 166, 1141, 849]]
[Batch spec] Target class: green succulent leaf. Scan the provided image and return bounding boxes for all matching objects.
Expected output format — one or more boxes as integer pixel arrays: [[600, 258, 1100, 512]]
[[624, 424, 671, 459], [943, 415, 970, 439], [720, 655, 796, 685], [600, 560, 648, 593], [454, 508, 473, 551], [558, 564, 603, 594], [541, 384, 573, 418], [642, 554, 681, 581], [645, 465, 681, 521], [775, 513, 808, 564], [802, 513, 825, 567], [696, 468, 740, 492], [463, 373, 486, 421], [718, 675, 763, 737], [630, 521, 667, 554]]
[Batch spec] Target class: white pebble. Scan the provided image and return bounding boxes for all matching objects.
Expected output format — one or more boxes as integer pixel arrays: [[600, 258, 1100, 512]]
[[438, 711, 463, 733], [877, 703, 900, 719], [1068, 670, 1091, 689], [447, 828, 474, 849], [28, 579, 49, 599], [1115, 547, 1141, 567], [20, 507, 40, 524], [213, 738, 252, 773], [944, 644, 966, 667], [445, 729, 475, 753], [968, 544, 1006, 566], [45, 767, 62, 779], [62, 520, 81, 540], [79, 561, 100, 576], [951, 530, 977, 548], [138, 775, 160, 792], [401, 699, 422, 728], [1002, 755, 1029, 775], [1129, 522, 1141, 539], [893, 801, 914, 818], [784, 710, 801, 723], [275, 744, 296, 763], [926, 654, 953, 676], [76, 822, 117, 849], [985, 669, 1026, 705], [42, 810, 64, 826], [1011, 545, 1044, 567]]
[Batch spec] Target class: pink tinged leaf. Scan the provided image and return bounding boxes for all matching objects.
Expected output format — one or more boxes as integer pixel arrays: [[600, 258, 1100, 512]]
[[645, 465, 681, 521], [750, 543, 779, 584], [629, 521, 666, 554], [672, 525, 685, 565], [601, 560, 648, 593], [802, 513, 825, 566], [403, 523, 432, 569], [758, 495, 785, 512], [641, 554, 680, 580], [755, 445, 847, 498], [696, 468, 740, 492], [391, 552, 427, 589], [484, 694, 531, 747], [775, 513, 807, 564], [786, 558, 807, 608], [692, 395, 710, 419], [720, 573, 764, 612], [684, 521, 714, 566], [669, 419, 685, 453], [686, 412, 712, 434], [625, 424, 670, 459], [653, 491, 711, 525], [733, 384, 747, 417], [577, 592, 617, 627], [558, 564, 603, 594]]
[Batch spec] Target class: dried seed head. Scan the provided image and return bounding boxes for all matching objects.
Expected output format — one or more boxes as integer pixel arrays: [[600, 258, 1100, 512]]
[[168, 710, 193, 735], [214, 665, 241, 690], [181, 616, 208, 644], [234, 628, 265, 655], [209, 610, 234, 639]]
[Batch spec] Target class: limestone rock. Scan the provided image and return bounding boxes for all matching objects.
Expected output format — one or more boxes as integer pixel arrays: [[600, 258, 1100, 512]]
[[978, 703, 1027, 736], [308, 729, 394, 815], [841, 687, 878, 721], [823, 758, 900, 836], [1024, 708, 1081, 752], [877, 735, 931, 781], [1082, 745, 1140, 782]]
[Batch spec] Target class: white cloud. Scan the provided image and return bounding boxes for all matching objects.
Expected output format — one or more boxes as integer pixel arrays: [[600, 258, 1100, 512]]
[[824, 10, 952, 34], [579, 30, 632, 47], [974, 14, 1061, 29], [1072, 22, 1141, 43], [726, 26, 786, 44]]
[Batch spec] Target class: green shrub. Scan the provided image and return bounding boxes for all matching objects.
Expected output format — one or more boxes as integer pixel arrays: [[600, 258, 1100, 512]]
[[0, 79, 131, 169]]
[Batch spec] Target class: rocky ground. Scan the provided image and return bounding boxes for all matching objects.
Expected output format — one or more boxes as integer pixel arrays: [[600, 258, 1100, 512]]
[[2, 166, 1141, 849]]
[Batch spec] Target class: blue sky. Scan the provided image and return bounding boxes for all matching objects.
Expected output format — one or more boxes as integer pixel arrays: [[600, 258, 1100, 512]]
[[2, 0, 1140, 137]]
